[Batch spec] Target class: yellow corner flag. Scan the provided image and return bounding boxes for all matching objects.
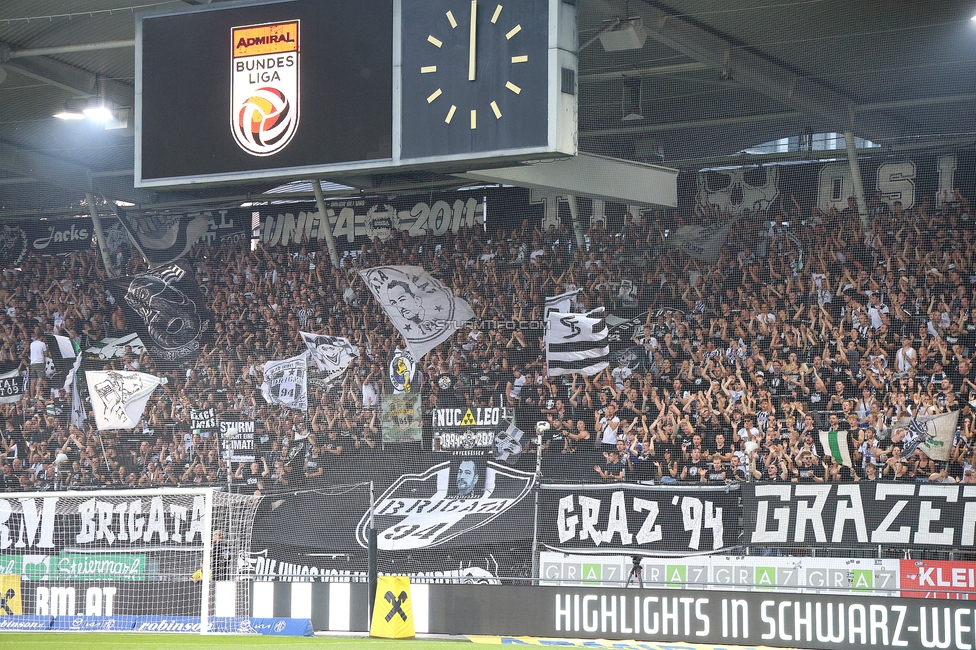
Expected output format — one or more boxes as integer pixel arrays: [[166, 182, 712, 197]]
[[0, 575, 22, 615], [370, 576, 414, 639]]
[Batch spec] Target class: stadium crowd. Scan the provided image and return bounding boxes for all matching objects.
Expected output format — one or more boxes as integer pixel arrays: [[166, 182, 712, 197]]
[[2, 186, 976, 493]]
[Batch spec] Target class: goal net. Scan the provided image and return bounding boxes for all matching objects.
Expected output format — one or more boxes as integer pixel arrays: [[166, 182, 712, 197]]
[[0, 488, 260, 633]]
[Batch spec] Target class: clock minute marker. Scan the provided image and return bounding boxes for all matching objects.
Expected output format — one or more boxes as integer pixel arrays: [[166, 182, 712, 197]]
[[505, 81, 521, 94], [427, 35, 443, 47], [490, 101, 502, 119], [427, 89, 443, 103], [445, 105, 457, 123], [446, 11, 458, 28], [421, 66, 437, 73], [491, 5, 503, 24], [505, 24, 521, 40], [512, 55, 527, 63]]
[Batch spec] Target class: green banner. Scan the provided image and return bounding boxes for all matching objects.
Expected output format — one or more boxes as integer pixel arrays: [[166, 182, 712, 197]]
[[56, 553, 146, 581], [0, 556, 21, 576], [11, 553, 147, 581]]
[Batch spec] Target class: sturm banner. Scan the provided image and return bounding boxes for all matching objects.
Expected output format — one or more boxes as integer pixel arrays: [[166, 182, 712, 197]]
[[0, 494, 208, 552], [741, 483, 976, 550], [541, 484, 741, 555]]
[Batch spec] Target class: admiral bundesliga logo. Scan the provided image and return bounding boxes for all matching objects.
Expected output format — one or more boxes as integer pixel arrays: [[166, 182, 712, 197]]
[[231, 20, 300, 156]]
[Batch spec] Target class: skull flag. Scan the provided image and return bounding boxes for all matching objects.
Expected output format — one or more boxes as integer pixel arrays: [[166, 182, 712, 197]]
[[108, 260, 215, 362]]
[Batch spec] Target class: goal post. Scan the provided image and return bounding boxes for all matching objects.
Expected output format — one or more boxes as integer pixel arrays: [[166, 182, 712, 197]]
[[0, 487, 261, 633]]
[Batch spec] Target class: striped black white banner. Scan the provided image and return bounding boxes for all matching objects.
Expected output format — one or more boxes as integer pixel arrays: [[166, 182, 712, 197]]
[[545, 311, 609, 377]]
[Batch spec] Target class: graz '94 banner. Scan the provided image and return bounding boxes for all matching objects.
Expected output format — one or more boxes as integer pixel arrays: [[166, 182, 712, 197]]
[[741, 483, 976, 550], [540, 484, 741, 555]]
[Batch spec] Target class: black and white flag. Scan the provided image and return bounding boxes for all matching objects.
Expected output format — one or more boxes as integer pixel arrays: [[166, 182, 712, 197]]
[[261, 353, 308, 411], [492, 419, 525, 465], [545, 310, 610, 377], [109, 260, 214, 362], [45, 334, 81, 392], [85, 370, 162, 430], [664, 218, 737, 263], [359, 265, 474, 360], [0, 362, 23, 405], [544, 288, 580, 318], [895, 410, 959, 462], [300, 331, 358, 382], [116, 205, 212, 267]]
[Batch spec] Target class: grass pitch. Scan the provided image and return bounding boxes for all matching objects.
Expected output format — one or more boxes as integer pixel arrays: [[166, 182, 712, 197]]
[[0, 634, 472, 649]]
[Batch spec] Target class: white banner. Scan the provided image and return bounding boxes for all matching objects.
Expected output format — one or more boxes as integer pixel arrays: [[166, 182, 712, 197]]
[[359, 265, 474, 361], [260, 353, 308, 411], [544, 288, 580, 318], [300, 331, 358, 381], [85, 370, 162, 430], [895, 410, 959, 462]]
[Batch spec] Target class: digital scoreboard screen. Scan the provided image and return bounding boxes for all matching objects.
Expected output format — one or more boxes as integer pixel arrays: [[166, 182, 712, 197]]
[[137, 0, 393, 186]]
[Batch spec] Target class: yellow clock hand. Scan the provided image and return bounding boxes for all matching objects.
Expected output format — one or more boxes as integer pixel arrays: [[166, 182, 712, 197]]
[[468, 0, 477, 81]]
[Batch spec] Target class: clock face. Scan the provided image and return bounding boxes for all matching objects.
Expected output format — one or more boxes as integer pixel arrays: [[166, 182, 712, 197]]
[[401, 0, 550, 160]]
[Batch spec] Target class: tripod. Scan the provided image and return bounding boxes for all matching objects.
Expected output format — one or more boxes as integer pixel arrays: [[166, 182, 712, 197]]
[[625, 560, 643, 587]]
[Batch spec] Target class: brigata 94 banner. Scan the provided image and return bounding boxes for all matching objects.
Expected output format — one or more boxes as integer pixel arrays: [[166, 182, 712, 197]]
[[741, 483, 976, 550]]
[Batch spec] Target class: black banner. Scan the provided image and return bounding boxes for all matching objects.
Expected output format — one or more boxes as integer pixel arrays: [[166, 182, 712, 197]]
[[540, 484, 741, 555], [252, 456, 536, 554], [107, 260, 215, 362], [427, 584, 976, 649], [0, 219, 94, 265], [741, 483, 976, 550]]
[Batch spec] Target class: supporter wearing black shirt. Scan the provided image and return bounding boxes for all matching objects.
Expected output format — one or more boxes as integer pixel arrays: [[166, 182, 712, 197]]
[[680, 447, 707, 482], [704, 457, 727, 483]]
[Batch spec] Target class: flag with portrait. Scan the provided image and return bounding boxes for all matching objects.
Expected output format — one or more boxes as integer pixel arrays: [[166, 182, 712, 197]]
[[359, 265, 474, 361], [300, 331, 359, 383]]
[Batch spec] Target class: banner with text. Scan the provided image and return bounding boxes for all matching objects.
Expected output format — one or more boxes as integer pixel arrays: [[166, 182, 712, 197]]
[[741, 483, 976, 550], [540, 483, 741, 555]]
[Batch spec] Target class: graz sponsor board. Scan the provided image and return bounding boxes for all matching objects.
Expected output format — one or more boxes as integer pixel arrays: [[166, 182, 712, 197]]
[[540, 552, 900, 596], [0, 494, 208, 551], [427, 584, 976, 649], [742, 483, 976, 550], [541, 484, 740, 554]]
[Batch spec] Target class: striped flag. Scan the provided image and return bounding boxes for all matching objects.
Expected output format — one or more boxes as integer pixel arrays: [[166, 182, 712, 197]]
[[545, 310, 609, 377], [819, 429, 854, 467], [45, 334, 81, 392], [545, 288, 580, 318]]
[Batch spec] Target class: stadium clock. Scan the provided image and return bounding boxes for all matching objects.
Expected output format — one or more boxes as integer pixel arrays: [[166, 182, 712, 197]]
[[400, 0, 552, 160]]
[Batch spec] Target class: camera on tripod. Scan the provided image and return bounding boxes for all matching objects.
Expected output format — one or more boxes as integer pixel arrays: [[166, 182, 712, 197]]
[[626, 555, 643, 587]]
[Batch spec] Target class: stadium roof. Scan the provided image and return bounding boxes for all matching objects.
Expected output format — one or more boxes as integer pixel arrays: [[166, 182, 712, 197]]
[[1, 0, 974, 215]]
